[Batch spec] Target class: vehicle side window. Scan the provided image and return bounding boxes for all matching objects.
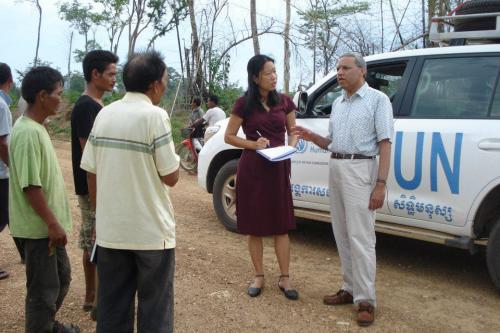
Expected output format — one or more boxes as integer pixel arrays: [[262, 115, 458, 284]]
[[365, 63, 407, 103], [410, 57, 500, 118], [309, 62, 407, 118], [490, 80, 500, 117], [310, 84, 342, 118]]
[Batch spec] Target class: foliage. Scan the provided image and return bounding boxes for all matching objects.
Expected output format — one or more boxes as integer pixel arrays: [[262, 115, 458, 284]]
[[147, 0, 189, 47], [15, 59, 55, 84], [73, 40, 103, 63], [59, 0, 100, 42], [67, 72, 85, 92], [93, 0, 128, 53], [207, 53, 230, 95], [62, 89, 81, 105], [7, 84, 21, 109], [169, 111, 188, 144], [211, 84, 243, 115], [299, 0, 369, 75], [103, 92, 125, 105]]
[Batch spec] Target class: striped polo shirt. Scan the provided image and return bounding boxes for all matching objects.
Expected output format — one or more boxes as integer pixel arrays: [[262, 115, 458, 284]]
[[81, 92, 180, 250]]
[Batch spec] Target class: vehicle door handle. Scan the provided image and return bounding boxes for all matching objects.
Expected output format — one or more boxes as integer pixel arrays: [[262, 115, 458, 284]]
[[478, 139, 500, 150]]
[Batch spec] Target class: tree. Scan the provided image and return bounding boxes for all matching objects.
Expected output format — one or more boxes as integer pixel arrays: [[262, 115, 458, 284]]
[[298, 0, 369, 78], [94, 0, 129, 54], [250, 0, 260, 55], [73, 40, 103, 63], [187, 0, 202, 96], [127, 0, 188, 58], [25, 0, 43, 66], [59, 0, 100, 53], [283, 0, 291, 94]]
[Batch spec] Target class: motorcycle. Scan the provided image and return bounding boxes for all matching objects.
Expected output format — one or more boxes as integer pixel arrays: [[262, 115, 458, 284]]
[[176, 124, 205, 172]]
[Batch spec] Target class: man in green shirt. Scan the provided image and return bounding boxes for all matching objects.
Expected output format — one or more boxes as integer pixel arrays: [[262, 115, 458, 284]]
[[9, 67, 79, 333]]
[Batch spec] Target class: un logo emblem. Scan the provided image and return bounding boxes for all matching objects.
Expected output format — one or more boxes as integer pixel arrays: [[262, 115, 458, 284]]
[[296, 139, 308, 153]]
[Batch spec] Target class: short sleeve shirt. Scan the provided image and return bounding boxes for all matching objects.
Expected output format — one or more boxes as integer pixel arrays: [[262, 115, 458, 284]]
[[71, 95, 102, 195], [189, 107, 204, 125], [9, 117, 72, 238], [203, 106, 226, 126], [0, 90, 12, 179], [81, 92, 180, 250], [327, 83, 394, 156]]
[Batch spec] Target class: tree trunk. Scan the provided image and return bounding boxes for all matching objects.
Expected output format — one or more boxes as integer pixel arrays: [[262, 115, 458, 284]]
[[175, 13, 184, 79], [67, 31, 73, 76], [389, 0, 405, 46], [312, 22, 317, 84], [380, 0, 384, 52], [188, 0, 202, 96], [250, 0, 260, 55], [283, 0, 291, 94], [34, 0, 42, 66]]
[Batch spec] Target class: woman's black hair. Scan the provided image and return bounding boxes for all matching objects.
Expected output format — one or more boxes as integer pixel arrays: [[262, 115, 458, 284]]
[[243, 54, 280, 116]]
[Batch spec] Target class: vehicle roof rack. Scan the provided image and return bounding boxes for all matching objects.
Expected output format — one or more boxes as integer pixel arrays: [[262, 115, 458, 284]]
[[429, 12, 500, 45]]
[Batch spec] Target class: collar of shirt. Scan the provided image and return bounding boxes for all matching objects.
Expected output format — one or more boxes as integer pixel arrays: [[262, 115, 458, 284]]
[[122, 92, 153, 105], [341, 82, 368, 102], [0, 90, 12, 106]]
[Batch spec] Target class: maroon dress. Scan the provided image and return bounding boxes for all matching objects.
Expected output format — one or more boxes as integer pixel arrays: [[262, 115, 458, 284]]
[[232, 94, 296, 236]]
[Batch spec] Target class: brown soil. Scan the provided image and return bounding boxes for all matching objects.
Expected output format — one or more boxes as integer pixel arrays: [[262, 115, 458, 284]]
[[1, 140, 500, 333]]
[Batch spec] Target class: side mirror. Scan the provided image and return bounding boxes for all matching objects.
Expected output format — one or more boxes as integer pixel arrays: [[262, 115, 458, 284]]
[[295, 91, 308, 117]]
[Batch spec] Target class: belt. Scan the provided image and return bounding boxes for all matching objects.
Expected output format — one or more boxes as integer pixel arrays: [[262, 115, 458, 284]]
[[330, 152, 375, 160]]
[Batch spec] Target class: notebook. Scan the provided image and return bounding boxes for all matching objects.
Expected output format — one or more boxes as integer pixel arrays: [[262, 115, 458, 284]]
[[256, 145, 297, 162]]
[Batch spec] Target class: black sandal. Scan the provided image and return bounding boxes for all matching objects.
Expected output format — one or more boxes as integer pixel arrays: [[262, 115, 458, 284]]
[[53, 321, 81, 333], [247, 274, 264, 297], [278, 275, 299, 300]]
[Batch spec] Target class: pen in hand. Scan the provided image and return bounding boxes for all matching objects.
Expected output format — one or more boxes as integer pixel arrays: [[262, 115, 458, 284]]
[[256, 130, 270, 148]]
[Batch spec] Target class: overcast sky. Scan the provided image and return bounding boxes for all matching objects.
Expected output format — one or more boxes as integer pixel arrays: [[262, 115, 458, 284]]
[[0, 0, 424, 91]]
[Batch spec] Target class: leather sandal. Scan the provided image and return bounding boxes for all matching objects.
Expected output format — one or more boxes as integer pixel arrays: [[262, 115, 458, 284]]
[[53, 321, 81, 333], [247, 274, 264, 297], [278, 275, 299, 300]]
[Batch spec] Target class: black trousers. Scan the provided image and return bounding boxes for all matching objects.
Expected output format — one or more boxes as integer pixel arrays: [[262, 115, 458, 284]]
[[19, 238, 71, 333], [0, 178, 7, 231], [0, 178, 25, 261], [96, 246, 175, 333]]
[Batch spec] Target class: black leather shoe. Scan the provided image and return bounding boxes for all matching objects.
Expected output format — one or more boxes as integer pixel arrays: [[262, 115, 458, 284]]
[[278, 275, 299, 300], [247, 286, 262, 297], [247, 274, 264, 297]]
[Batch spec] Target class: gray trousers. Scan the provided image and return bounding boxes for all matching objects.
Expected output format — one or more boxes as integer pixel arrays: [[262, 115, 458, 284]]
[[329, 158, 377, 306], [96, 246, 175, 333], [20, 238, 71, 333]]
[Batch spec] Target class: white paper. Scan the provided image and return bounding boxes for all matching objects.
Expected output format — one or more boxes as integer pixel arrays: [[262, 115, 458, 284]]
[[90, 242, 97, 264], [256, 145, 297, 162]]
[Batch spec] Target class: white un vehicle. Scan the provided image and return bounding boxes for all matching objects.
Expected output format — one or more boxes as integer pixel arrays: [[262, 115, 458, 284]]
[[197, 2, 500, 291]]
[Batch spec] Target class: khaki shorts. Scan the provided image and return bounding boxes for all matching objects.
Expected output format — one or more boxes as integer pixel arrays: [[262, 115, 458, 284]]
[[77, 195, 96, 253]]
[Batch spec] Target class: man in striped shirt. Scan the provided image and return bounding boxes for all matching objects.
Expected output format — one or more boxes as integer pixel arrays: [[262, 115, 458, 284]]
[[81, 51, 180, 333]]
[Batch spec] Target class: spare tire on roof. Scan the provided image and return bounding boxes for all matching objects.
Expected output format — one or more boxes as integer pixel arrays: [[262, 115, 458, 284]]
[[454, 0, 500, 31]]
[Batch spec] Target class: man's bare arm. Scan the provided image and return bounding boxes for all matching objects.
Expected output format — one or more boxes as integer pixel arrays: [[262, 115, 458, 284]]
[[24, 186, 67, 248], [161, 169, 179, 187], [0, 135, 9, 166]]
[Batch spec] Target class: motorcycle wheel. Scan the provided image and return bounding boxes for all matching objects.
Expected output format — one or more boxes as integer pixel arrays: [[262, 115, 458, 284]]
[[176, 144, 197, 172]]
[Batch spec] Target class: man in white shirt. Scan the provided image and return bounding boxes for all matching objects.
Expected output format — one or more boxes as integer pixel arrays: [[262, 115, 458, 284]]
[[0, 62, 13, 280], [81, 51, 180, 333], [191, 94, 226, 143], [203, 95, 226, 126]]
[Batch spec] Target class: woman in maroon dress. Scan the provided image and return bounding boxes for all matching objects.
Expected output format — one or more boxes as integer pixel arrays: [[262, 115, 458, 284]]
[[224, 55, 298, 300]]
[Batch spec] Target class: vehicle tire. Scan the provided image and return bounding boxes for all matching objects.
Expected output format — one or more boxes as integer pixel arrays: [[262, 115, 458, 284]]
[[454, 0, 500, 32], [176, 143, 197, 172], [212, 159, 239, 233], [487, 219, 500, 291]]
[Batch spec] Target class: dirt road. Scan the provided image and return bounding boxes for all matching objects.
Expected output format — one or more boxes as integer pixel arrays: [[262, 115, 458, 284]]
[[1, 141, 500, 333]]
